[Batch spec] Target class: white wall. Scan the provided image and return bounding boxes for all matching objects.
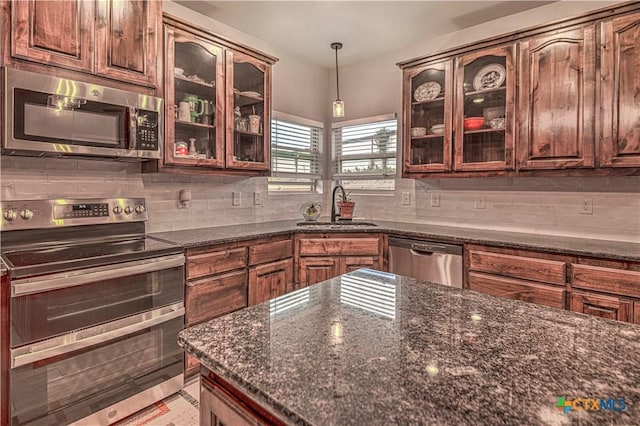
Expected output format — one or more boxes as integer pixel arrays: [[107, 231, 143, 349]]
[[327, 0, 640, 242]]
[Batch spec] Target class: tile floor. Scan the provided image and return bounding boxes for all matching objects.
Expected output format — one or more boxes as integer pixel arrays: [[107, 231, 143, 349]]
[[114, 377, 200, 426]]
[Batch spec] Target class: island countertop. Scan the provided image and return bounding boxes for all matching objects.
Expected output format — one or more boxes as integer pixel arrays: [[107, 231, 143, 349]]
[[178, 269, 640, 425]]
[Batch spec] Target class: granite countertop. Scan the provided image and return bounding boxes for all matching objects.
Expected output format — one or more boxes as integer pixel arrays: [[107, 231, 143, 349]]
[[150, 220, 640, 261], [179, 269, 640, 425]]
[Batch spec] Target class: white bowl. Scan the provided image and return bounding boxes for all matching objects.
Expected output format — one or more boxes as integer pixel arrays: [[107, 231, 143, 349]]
[[174, 67, 185, 76], [430, 124, 445, 135], [411, 127, 427, 137]]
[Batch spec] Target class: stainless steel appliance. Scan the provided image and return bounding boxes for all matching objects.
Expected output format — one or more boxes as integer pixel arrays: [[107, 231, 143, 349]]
[[388, 237, 463, 288], [3, 68, 163, 160], [0, 198, 185, 426]]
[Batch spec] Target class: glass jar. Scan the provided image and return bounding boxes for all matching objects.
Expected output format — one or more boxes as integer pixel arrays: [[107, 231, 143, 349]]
[[175, 141, 188, 157]]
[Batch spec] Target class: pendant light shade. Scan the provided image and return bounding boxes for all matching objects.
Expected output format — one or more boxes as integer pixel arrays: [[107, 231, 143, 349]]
[[331, 42, 344, 118]]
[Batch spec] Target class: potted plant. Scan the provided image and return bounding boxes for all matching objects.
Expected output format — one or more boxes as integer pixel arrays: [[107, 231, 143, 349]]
[[337, 191, 356, 220]]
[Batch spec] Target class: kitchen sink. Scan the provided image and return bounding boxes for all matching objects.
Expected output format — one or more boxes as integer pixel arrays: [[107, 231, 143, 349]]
[[296, 221, 378, 228]]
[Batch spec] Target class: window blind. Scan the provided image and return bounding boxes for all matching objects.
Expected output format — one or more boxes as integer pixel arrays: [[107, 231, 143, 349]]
[[332, 114, 397, 181], [269, 112, 323, 192]]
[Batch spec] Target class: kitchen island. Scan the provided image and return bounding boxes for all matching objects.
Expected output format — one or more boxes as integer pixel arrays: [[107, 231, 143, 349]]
[[178, 269, 640, 425]]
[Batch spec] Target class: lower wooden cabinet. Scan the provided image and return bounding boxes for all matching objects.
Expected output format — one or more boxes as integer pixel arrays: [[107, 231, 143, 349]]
[[186, 270, 247, 326], [248, 258, 293, 306], [468, 272, 565, 309], [201, 376, 263, 426], [570, 291, 632, 322], [299, 257, 341, 288], [634, 303, 640, 325]]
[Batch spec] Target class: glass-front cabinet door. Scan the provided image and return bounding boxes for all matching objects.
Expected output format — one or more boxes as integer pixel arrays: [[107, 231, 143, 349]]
[[403, 60, 452, 175], [225, 50, 271, 171], [454, 45, 515, 171], [164, 26, 224, 168]]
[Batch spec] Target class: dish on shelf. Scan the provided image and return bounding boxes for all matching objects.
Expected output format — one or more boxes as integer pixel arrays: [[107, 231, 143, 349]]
[[430, 124, 445, 135], [413, 81, 441, 102], [472, 63, 506, 91], [187, 74, 205, 83], [483, 106, 505, 122], [463, 117, 485, 131], [174, 67, 185, 76], [239, 91, 261, 98], [411, 127, 427, 137]]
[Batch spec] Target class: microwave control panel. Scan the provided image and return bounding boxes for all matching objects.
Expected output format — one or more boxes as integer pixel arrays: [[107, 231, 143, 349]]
[[136, 110, 159, 151]]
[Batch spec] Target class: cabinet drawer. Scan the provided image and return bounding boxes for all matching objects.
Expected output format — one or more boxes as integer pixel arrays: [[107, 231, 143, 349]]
[[187, 247, 247, 279], [469, 250, 566, 285], [570, 291, 631, 323], [298, 238, 381, 256], [186, 270, 247, 326], [572, 264, 640, 298], [249, 239, 293, 266], [469, 272, 565, 309]]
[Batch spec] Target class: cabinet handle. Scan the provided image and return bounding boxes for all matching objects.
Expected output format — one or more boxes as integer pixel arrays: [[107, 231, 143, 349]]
[[586, 305, 616, 314]]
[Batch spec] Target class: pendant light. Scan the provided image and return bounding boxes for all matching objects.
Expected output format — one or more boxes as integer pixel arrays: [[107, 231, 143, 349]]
[[331, 42, 344, 118]]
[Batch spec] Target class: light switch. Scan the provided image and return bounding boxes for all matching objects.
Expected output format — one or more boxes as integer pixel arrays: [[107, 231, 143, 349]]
[[402, 192, 411, 206], [254, 191, 262, 205], [232, 192, 241, 206], [430, 193, 440, 207]]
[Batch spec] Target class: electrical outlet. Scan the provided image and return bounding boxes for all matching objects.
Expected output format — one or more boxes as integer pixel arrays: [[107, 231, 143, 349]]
[[579, 198, 593, 215], [253, 191, 262, 205], [430, 193, 440, 207], [232, 192, 241, 206], [474, 198, 486, 209], [402, 192, 411, 206]]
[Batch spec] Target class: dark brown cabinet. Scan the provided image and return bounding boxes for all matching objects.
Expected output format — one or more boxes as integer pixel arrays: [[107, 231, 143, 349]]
[[295, 233, 387, 287], [518, 25, 596, 171], [468, 272, 565, 309], [11, 0, 95, 72], [454, 45, 516, 171], [9, 0, 159, 88], [570, 292, 631, 322], [248, 258, 293, 306], [600, 11, 640, 168]]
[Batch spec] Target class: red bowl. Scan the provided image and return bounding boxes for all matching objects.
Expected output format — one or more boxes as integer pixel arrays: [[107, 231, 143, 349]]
[[464, 117, 484, 131]]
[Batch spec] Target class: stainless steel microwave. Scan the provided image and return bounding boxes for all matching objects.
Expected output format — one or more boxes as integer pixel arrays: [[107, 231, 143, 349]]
[[2, 68, 163, 160]]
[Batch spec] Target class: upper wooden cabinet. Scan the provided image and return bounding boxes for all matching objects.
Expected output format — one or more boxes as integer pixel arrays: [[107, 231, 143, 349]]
[[454, 45, 516, 171], [518, 25, 596, 170], [95, 0, 159, 87], [11, 0, 95, 73], [8, 0, 159, 88], [600, 11, 640, 168], [402, 60, 453, 174], [399, 3, 640, 178]]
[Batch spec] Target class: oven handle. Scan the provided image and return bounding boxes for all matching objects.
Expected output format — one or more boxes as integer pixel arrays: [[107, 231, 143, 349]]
[[129, 106, 138, 150], [11, 254, 185, 297], [11, 303, 185, 368]]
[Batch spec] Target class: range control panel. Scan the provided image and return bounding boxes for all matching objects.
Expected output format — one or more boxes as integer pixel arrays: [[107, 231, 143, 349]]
[[0, 198, 148, 231]]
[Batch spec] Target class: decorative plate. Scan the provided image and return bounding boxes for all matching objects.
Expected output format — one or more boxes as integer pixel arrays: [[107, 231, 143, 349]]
[[413, 81, 441, 102], [473, 63, 506, 91]]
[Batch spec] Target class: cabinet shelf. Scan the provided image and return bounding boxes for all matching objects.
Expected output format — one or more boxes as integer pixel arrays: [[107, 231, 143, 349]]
[[176, 120, 216, 129], [464, 86, 506, 97], [235, 129, 263, 137], [412, 134, 444, 140], [234, 94, 264, 107], [175, 74, 215, 88], [412, 96, 445, 106], [463, 128, 505, 135]]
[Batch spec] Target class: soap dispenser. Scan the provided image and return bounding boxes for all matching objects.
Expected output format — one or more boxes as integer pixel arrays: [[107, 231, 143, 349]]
[[188, 138, 197, 157]]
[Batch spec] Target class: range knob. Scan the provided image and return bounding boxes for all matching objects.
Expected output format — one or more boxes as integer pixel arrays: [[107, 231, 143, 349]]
[[135, 205, 146, 214], [124, 206, 134, 215], [113, 205, 123, 215], [20, 208, 34, 220], [3, 209, 17, 222]]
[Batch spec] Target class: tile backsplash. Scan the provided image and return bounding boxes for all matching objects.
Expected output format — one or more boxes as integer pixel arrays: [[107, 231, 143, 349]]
[[1, 156, 639, 241]]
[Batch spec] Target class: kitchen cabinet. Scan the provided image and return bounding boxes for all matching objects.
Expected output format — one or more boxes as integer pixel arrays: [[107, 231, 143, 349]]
[[163, 26, 225, 168], [225, 50, 272, 171], [570, 292, 631, 322], [454, 45, 515, 171], [184, 235, 293, 376], [600, 11, 640, 168], [466, 244, 570, 309], [9, 0, 159, 88], [402, 60, 453, 174], [517, 25, 596, 170], [295, 233, 387, 287], [634, 303, 640, 325]]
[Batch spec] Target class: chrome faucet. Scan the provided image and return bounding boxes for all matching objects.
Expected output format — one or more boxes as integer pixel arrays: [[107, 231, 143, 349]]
[[331, 184, 347, 222]]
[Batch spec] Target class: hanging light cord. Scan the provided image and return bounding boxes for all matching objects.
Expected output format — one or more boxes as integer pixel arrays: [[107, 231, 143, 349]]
[[334, 46, 341, 101]]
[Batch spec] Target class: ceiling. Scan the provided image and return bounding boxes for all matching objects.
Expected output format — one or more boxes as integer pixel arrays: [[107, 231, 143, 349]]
[[175, 1, 555, 68]]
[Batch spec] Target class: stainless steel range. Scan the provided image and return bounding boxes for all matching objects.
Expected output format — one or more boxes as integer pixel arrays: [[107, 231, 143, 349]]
[[0, 198, 185, 426]]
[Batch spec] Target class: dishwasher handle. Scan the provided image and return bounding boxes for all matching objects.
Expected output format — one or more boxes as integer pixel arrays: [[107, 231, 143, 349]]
[[410, 243, 448, 254], [389, 237, 463, 256]]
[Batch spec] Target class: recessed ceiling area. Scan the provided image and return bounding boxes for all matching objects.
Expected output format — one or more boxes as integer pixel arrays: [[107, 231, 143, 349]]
[[175, 1, 555, 68]]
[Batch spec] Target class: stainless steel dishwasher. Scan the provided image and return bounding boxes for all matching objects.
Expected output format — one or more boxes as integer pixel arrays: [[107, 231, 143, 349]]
[[388, 237, 463, 287]]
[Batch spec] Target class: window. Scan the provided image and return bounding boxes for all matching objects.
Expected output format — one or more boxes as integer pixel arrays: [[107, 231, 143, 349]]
[[332, 114, 397, 191], [269, 112, 323, 193]]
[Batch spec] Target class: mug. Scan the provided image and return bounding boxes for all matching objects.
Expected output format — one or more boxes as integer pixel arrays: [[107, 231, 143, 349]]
[[248, 115, 260, 134], [178, 102, 191, 122]]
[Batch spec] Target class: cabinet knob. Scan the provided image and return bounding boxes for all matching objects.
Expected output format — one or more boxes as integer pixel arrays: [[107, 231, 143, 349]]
[[3, 209, 17, 222], [124, 206, 134, 215], [19, 208, 34, 220]]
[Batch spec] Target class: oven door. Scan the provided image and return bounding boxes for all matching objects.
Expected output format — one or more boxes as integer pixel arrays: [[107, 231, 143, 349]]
[[10, 254, 184, 347], [10, 305, 184, 426]]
